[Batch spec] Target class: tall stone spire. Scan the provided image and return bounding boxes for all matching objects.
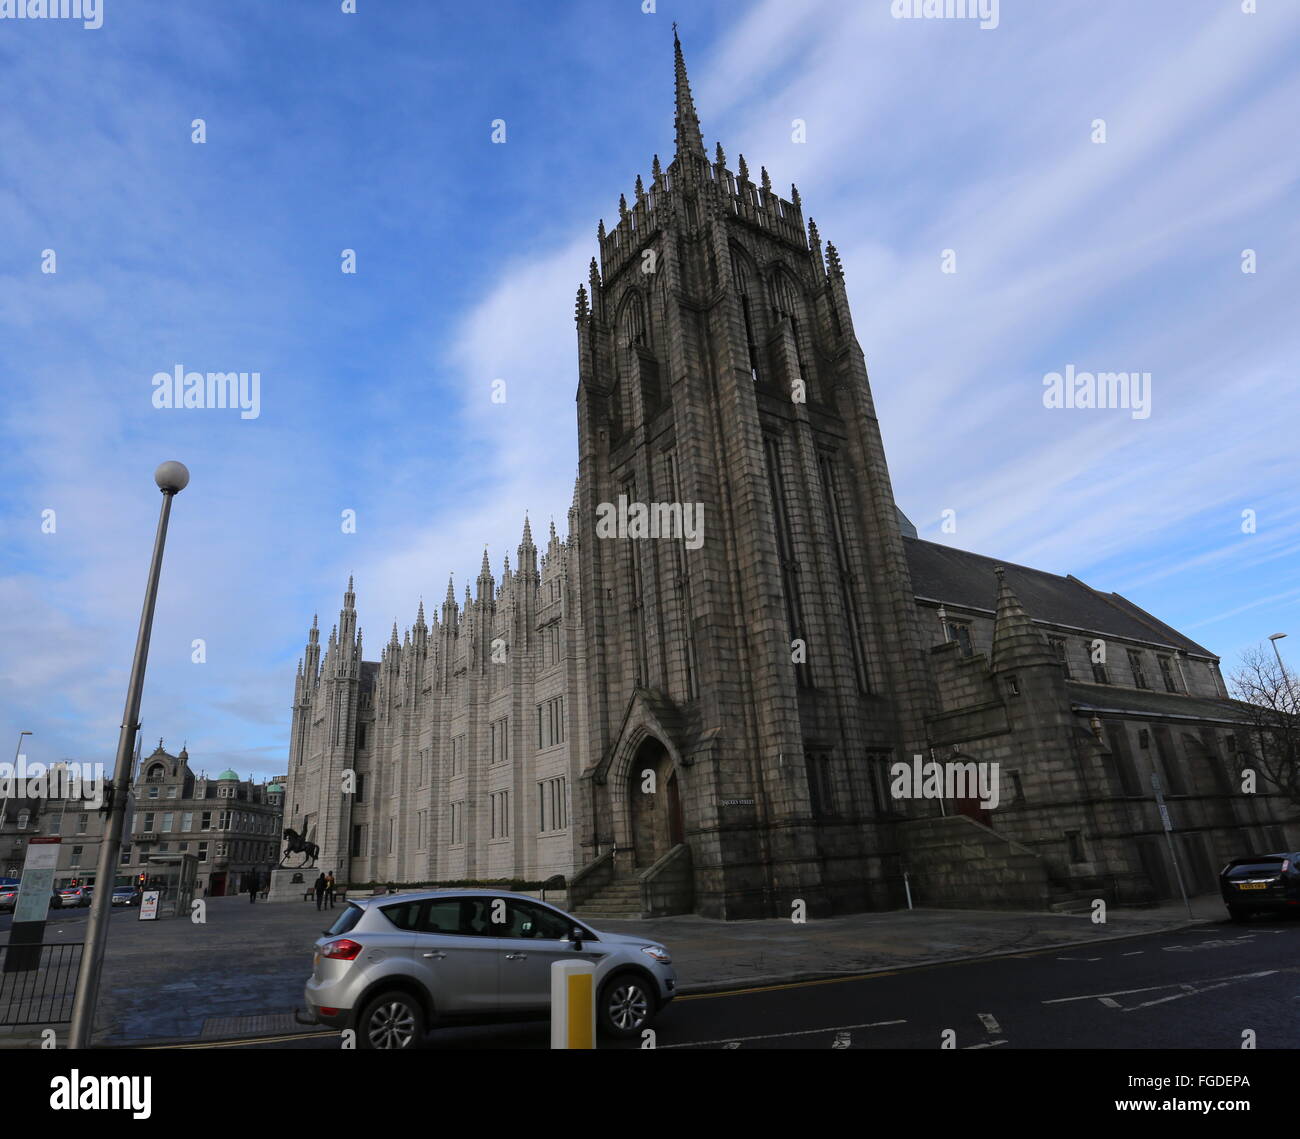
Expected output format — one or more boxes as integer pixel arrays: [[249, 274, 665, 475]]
[[338, 575, 358, 664], [477, 546, 495, 602], [442, 574, 457, 627], [518, 513, 538, 583], [673, 26, 706, 160]]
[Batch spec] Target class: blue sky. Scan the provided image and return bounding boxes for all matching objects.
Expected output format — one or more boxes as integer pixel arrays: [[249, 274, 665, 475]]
[[1, 0, 1297, 779]]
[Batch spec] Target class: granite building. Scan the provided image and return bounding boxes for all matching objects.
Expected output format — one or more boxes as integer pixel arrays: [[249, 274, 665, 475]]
[[285, 534, 587, 890], [126, 742, 283, 897], [283, 35, 1292, 918]]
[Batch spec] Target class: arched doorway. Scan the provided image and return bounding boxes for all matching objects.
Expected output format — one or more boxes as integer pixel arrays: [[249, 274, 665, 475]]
[[627, 737, 682, 869]]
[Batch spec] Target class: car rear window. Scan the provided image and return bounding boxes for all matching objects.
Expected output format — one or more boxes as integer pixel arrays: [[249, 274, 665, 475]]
[[326, 904, 363, 936], [1226, 859, 1286, 876], [379, 900, 424, 931]]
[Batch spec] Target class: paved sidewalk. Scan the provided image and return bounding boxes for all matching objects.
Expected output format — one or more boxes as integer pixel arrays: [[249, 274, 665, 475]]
[[0, 892, 1228, 1047], [596, 893, 1225, 993]]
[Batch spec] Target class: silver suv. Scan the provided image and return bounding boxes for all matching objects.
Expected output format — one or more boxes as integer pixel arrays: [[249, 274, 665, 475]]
[[300, 889, 676, 1049]]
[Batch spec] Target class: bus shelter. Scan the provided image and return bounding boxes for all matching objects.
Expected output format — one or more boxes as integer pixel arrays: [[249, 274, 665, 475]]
[[141, 853, 197, 919]]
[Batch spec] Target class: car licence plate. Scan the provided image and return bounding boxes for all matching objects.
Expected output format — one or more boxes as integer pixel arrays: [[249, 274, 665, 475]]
[[1236, 882, 1268, 890]]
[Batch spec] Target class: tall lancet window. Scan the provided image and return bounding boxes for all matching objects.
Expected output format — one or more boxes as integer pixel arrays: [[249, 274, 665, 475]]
[[770, 269, 810, 394], [619, 290, 647, 349], [730, 247, 761, 382]]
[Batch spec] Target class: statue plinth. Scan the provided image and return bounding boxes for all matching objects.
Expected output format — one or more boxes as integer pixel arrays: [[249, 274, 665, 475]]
[[265, 865, 315, 904]]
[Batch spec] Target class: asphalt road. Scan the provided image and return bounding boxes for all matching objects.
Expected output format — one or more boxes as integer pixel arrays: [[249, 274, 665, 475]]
[[0, 904, 137, 935], [217, 913, 1300, 1051]]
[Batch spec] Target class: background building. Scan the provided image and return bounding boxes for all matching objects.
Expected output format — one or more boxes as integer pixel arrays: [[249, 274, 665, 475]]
[[125, 742, 282, 897], [1, 761, 134, 891]]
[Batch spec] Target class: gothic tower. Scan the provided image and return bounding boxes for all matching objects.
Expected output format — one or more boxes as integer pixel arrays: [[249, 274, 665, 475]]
[[286, 577, 364, 878], [574, 33, 934, 918]]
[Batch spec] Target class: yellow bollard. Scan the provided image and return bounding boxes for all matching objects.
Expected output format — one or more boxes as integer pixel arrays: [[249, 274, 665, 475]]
[[550, 958, 596, 1049]]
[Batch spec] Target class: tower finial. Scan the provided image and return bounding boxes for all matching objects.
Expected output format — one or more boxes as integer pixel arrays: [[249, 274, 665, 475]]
[[673, 28, 706, 159]]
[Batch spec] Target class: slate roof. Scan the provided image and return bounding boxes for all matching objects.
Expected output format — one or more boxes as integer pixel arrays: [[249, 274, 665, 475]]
[[903, 537, 1213, 658], [1064, 683, 1247, 724]]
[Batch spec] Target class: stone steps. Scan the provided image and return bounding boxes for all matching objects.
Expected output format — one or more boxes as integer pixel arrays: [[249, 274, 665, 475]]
[[572, 877, 643, 919]]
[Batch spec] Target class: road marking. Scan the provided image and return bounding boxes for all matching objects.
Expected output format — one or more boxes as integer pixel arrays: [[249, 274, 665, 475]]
[[1122, 976, 1267, 1012], [1162, 938, 1253, 953], [677, 931, 1206, 1003], [1098, 998, 1121, 1009], [660, 1019, 906, 1050], [1121, 951, 1143, 956], [832, 1031, 852, 1049], [1043, 970, 1276, 1006], [977, 1013, 1001, 1034], [965, 1039, 1008, 1049]]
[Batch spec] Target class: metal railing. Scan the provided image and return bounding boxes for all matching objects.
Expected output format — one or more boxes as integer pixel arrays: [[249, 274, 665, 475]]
[[0, 941, 83, 1026]]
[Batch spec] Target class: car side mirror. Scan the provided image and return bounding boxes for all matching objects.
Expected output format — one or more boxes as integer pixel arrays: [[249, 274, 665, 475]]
[[569, 927, 585, 951]]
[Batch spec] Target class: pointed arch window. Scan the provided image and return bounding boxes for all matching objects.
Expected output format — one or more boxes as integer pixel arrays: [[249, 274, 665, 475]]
[[730, 247, 761, 382], [619, 290, 648, 349], [771, 269, 810, 387]]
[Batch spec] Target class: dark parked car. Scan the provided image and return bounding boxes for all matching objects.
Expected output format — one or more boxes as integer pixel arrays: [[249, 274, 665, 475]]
[[1220, 852, 1300, 921]]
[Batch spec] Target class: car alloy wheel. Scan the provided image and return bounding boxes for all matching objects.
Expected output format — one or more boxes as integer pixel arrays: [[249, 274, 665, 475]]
[[364, 996, 420, 1049], [606, 977, 651, 1033]]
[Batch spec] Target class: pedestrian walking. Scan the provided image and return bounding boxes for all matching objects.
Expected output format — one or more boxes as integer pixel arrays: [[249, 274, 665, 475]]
[[325, 870, 336, 909], [313, 871, 327, 911], [247, 872, 258, 904]]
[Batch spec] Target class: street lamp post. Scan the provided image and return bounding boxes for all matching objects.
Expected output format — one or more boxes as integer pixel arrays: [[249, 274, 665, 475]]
[[1268, 633, 1298, 770], [1268, 633, 1298, 708], [68, 461, 189, 1049]]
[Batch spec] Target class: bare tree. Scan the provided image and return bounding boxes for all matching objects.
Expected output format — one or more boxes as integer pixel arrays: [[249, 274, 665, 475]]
[[1228, 646, 1300, 816]]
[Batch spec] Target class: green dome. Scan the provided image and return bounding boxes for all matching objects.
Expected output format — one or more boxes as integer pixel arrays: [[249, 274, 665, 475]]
[[266, 783, 282, 794], [216, 768, 239, 781]]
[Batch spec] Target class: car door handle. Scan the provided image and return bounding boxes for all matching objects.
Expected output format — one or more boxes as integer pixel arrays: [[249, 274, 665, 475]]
[[422, 951, 446, 959], [504, 952, 528, 960]]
